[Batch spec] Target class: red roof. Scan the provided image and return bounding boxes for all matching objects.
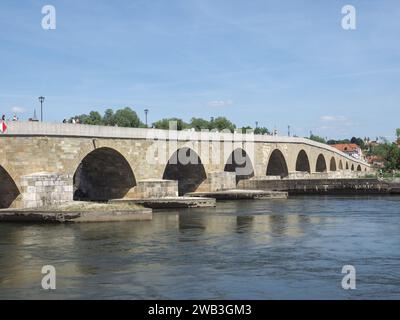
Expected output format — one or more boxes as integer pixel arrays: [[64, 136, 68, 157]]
[[332, 143, 360, 152]]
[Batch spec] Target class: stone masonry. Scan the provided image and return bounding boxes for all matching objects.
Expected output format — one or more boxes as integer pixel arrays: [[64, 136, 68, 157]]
[[20, 173, 73, 208]]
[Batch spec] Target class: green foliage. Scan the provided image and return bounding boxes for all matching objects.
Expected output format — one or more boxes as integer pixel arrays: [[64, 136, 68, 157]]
[[327, 137, 365, 149], [68, 109, 266, 134], [70, 107, 144, 128], [327, 139, 350, 145], [239, 126, 253, 134], [351, 137, 365, 149], [254, 126, 269, 135], [211, 117, 236, 132], [103, 109, 114, 126], [189, 117, 211, 131], [371, 142, 400, 172], [309, 134, 326, 144], [112, 107, 143, 128], [152, 118, 188, 130], [396, 128, 400, 138]]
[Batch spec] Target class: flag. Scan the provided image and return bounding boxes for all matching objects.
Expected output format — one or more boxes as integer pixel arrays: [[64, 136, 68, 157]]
[[0, 121, 7, 133]]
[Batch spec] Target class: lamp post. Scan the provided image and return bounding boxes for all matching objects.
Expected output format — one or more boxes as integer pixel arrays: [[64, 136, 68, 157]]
[[144, 109, 149, 127], [38, 96, 45, 122]]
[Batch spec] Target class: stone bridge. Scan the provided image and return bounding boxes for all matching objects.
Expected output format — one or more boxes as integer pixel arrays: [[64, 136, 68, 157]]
[[0, 122, 371, 209]]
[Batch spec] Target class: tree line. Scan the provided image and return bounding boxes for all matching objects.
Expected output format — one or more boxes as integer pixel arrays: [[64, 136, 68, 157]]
[[368, 130, 400, 173], [69, 107, 269, 134], [309, 135, 366, 149]]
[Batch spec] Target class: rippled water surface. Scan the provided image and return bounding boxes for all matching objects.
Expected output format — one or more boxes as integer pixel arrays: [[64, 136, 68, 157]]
[[1, 196, 400, 299]]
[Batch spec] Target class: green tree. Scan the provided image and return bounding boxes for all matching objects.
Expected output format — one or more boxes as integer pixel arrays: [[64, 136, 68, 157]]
[[350, 137, 365, 149], [254, 127, 269, 135], [153, 118, 188, 130], [189, 117, 211, 131], [309, 134, 326, 144], [112, 107, 143, 127], [210, 117, 236, 132], [371, 142, 400, 172], [103, 109, 114, 126], [239, 126, 253, 134], [85, 111, 103, 125]]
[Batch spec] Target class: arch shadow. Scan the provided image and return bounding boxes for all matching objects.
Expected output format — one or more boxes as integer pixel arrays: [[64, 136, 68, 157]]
[[0, 165, 20, 208], [163, 148, 207, 195], [357, 165, 362, 171], [73, 147, 136, 201], [330, 157, 337, 171], [316, 154, 327, 172], [339, 160, 343, 170], [224, 148, 254, 184], [266, 149, 288, 178], [295, 150, 311, 173]]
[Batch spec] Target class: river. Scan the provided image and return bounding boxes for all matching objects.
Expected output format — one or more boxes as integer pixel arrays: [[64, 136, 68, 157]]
[[1, 195, 400, 299]]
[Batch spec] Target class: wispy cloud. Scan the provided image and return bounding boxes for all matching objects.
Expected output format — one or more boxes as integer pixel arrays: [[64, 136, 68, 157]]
[[11, 106, 26, 114], [320, 115, 350, 122], [207, 100, 233, 107]]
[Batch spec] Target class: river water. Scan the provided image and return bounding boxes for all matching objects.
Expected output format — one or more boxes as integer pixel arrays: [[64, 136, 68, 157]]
[[0, 196, 400, 299]]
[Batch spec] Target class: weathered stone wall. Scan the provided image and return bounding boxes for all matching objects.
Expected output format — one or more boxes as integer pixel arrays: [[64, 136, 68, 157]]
[[133, 179, 178, 198], [20, 173, 73, 208], [238, 178, 390, 195], [197, 171, 236, 192]]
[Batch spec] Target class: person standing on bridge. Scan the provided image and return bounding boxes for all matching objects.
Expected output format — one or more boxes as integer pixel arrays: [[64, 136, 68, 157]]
[[0, 115, 7, 133]]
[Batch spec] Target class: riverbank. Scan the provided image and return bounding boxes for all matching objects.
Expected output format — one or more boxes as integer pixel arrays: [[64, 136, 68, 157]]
[[238, 178, 400, 195], [0, 201, 152, 223], [110, 196, 216, 209], [186, 189, 288, 200]]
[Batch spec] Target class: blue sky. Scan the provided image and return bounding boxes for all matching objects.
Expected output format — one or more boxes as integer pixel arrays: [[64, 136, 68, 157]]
[[0, 0, 399, 140]]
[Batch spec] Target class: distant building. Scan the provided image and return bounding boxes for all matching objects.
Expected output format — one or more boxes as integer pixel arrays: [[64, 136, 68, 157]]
[[366, 155, 385, 169], [332, 143, 363, 160]]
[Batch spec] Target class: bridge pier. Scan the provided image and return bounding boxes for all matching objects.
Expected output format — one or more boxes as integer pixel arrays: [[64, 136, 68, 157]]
[[20, 173, 73, 208], [197, 171, 236, 193]]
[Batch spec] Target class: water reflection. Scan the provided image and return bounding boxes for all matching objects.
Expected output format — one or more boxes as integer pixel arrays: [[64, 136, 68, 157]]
[[1, 196, 400, 299]]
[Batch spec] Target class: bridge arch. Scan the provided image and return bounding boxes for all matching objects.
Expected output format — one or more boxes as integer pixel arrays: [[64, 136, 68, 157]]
[[346, 162, 349, 170], [295, 150, 310, 173], [224, 148, 254, 183], [351, 164, 355, 171], [338, 160, 343, 170], [316, 154, 327, 172], [329, 157, 337, 171], [73, 147, 136, 201], [266, 149, 288, 177], [163, 147, 207, 195], [0, 165, 20, 208], [357, 165, 362, 171]]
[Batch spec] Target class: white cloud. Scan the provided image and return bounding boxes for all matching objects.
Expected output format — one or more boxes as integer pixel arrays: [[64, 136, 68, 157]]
[[11, 106, 26, 114], [320, 115, 348, 122], [207, 100, 233, 108]]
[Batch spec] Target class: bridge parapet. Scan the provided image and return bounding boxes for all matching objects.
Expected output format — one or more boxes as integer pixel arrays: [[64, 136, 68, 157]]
[[2, 121, 369, 167]]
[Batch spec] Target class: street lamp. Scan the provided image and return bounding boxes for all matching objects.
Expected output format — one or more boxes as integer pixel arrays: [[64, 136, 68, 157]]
[[144, 109, 149, 127], [38, 96, 45, 122]]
